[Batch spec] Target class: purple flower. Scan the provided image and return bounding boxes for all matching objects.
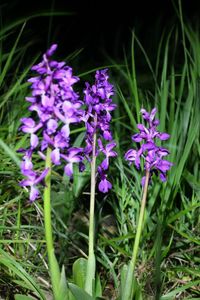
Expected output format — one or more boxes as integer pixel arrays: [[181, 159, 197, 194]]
[[125, 108, 172, 185], [19, 44, 83, 201], [98, 178, 112, 193], [61, 148, 83, 177], [97, 166, 112, 193], [83, 69, 117, 192], [98, 139, 117, 170], [20, 153, 49, 201]]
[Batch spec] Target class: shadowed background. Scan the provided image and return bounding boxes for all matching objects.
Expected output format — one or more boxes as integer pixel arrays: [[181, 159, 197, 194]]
[[1, 0, 200, 66]]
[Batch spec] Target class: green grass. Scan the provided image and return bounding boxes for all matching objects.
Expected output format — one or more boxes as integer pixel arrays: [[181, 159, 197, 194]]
[[0, 7, 200, 300], [100, 20, 200, 299]]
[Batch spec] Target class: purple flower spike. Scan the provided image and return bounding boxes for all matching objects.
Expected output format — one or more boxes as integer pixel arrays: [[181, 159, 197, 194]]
[[19, 44, 83, 201], [125, 108, 172, 184], [83, 69, 117, 192]]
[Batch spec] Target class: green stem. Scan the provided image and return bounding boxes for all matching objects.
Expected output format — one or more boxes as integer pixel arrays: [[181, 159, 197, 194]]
[[85, 115, 97, 296], [44, 147, 59, 298], [122, 170, 150, 300], [44, 147, 53, 256]]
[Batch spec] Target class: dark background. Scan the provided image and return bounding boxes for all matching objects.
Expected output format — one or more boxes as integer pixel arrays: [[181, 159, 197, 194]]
[[1, 0, 200, 66]]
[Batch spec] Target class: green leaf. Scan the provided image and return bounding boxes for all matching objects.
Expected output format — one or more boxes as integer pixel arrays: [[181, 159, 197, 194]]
[[0, 248, 45, 299], [73, 258, 87, 289], [95, 274, 102, 298], [0, 23, 25, 90], [119, 263, 143, 300], [49, 249, 61, 298], [13, 280, 36, 292], [0, 138, 21, 167], [168, 224, 200, 245], [57, 265, 69, 300], [119, 264, 128, 297], [117, 86, 136, 129], [73, 162, 90, 198], [14, 295, 35, 300], [160, 280, 200, 299], [68, 283, 95, 300], [167, 203, 200, 224]]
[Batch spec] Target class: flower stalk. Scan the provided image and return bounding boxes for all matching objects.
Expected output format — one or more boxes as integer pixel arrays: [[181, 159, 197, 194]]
[[83, 70, 117, 295], [131, 170, 150, 269], [85, 114, 97, 296], [123, 107, 172, 299], [122, 170, 150, 299], [44, 147, 53, 258], [44, 147, 59, 298]]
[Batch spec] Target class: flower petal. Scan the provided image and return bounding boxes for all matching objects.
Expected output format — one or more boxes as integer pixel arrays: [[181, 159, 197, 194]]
[[19, 179, 33, 187], [51, 148, 61, 165], [20, 118, 35, 128], [159, 172, 166, 182], [140, 108, 149, 120], [64, 163, 73, 177], [98, 178, 112, 193], [30, 133, 39, 149], [124, 149, 137, 163], [30, 186, 40, 202], [47, 119, 58, 135], [46, 44, 58, 57], [103, 130, 112, 140], [61, 124, 70, 138], [150, 108, 157, 121], [101, 158, 109, 170], [158, 133, 170, 140], [132, 133, 143, 142], [34, 168, 49, 185], [156, 160, 173, 172]]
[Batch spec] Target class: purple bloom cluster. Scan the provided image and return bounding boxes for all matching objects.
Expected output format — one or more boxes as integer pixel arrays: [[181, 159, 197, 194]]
[[19, 44, 83, 201], [83, 69, 117, 192], [125, 108, 172, 185]]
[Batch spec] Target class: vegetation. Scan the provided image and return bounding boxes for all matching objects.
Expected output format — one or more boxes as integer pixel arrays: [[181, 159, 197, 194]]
[[0, 4, 200, 300]]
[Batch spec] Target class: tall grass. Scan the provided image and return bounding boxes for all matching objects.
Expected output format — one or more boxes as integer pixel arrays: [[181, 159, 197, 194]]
[[101, 21, 200, 299]]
